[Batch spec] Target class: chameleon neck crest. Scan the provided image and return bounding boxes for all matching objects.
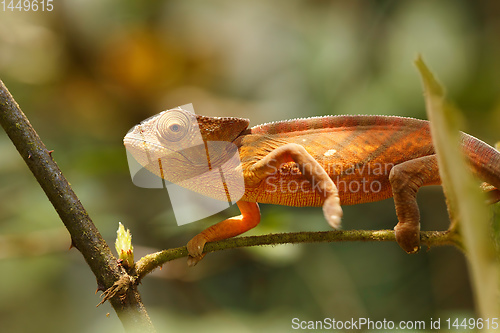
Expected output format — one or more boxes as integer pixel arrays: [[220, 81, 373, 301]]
[[195, 114, 250, 142]]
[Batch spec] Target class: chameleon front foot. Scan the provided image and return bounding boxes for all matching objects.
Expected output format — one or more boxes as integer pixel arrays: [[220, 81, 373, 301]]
[[187, 234, 207, 266], [322, 194, 343, 229], [185, 201, 261, 266]]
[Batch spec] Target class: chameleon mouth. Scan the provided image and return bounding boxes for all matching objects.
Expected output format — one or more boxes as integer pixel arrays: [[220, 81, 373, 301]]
[[125, 133, 241, 184], [124, 131, 219, 186]]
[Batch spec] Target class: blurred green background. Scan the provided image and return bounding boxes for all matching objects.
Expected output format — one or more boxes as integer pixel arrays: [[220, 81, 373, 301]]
[[0, 0, 499, 332]]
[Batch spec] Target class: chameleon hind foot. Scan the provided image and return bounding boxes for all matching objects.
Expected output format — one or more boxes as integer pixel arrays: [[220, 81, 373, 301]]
[[389, 155, 440, 254], [394, 222, 420, 254]]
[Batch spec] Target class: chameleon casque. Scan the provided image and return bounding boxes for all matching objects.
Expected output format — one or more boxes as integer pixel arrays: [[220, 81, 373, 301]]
[[124, 108, 500, 265]]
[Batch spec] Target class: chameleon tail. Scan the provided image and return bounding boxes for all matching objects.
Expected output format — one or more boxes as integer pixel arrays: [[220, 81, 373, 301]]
[[461, 133, 500, 195]]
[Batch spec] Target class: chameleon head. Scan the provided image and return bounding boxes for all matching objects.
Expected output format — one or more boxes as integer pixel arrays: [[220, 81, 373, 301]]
[[123, 107, 249, 194], [124, 108, 202, 157], [124, 107, 249, 160]]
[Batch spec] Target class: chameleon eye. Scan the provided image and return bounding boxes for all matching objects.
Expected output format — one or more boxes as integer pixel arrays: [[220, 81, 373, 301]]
[[156, 110, 191, 142]]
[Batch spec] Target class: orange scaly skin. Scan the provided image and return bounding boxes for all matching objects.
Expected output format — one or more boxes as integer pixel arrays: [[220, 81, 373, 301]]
[[123, 110, 500, 265], [238, 115, 435, 206]]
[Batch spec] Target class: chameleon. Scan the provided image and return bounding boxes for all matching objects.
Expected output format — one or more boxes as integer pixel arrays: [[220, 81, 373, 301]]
[[124, 108, 500, 265]]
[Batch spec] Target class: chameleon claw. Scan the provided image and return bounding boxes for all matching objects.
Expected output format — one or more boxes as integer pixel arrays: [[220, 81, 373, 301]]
[[394, 223, 420, 254], [187, 234, 206, 257], [323, 195, 343, 229], [187, 234, 208, 265], [327, 215, 342, 229], [187, 254, 206, 267]]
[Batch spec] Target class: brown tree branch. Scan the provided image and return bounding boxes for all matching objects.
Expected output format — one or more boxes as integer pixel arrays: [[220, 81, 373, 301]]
[[0, 79, 155, 333]]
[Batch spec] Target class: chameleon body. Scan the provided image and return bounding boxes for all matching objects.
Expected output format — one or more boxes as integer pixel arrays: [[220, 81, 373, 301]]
[[124, 108, 500, 265]]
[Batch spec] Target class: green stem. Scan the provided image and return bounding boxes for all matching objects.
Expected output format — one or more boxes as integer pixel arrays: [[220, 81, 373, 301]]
[[135, 229, 460, 280]]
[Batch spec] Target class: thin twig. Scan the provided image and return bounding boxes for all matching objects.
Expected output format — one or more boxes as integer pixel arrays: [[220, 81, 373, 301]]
[[135, 229, 461, 280]]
